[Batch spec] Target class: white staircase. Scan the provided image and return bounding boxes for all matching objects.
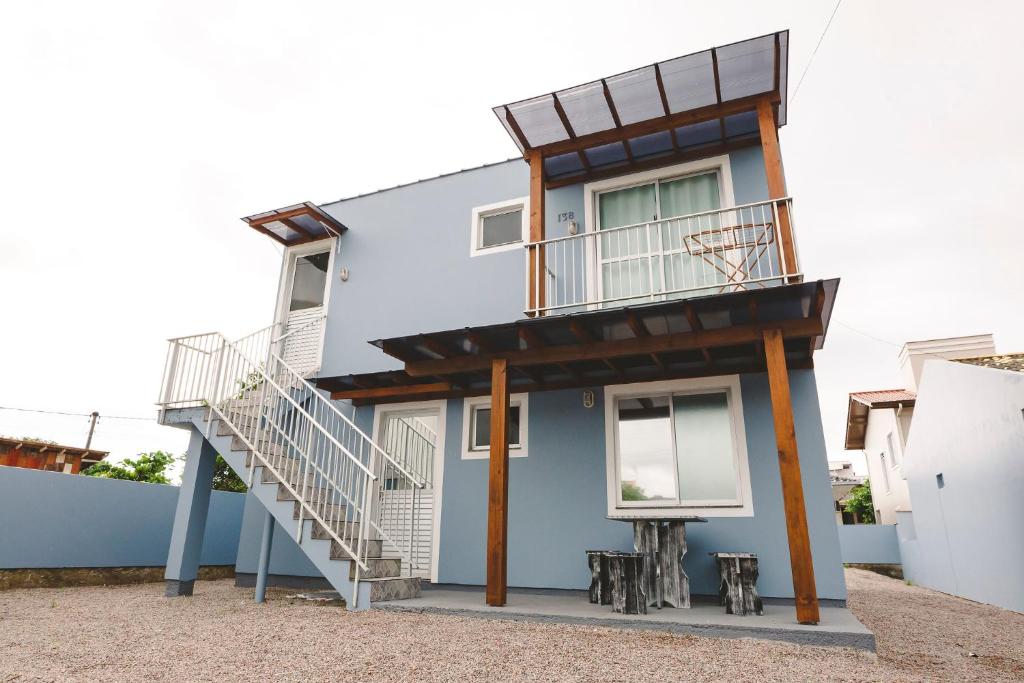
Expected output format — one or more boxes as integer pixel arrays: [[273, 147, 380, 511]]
[[157, 326, 431, 609]]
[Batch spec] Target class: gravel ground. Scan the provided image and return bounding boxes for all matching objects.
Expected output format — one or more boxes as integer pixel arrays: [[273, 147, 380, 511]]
[[1, 569, 1022, 682]]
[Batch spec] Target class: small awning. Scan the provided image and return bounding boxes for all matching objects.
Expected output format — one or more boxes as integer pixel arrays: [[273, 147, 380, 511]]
[[317, 278, 837, 405], [844, 389, 917, 450], [493, 31, 788, 185], [242, 202, 348, 247]]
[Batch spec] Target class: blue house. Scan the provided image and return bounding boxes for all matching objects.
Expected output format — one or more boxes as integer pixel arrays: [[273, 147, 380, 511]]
[[159, 30, 845, 627]]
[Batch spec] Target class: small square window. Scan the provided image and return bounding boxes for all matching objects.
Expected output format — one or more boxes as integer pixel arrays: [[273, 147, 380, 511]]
[[470, 197, 529, 257], [470, 405, 521, 451], [462, 394, 529, 459]]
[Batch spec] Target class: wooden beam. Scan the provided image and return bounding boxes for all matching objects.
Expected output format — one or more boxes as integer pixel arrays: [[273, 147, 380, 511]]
[[535, 92, 778, 158], [763, 328, 820, 625], [808, 283, 826, 355], [748, 296, 764, 363], [279, 217, 314, 242], [355, 358, 814, 406], [527, 151, 546, 315], [551, 93, 591, 172], [601, 79, 634, 162], [486, 358, 511, 606], [517, 325, 546, 350], [503, 106, 531, 152], [653, 64, 680, 153], [331, 382, 453, 401], [711, 48, 728, 143], [684, 303, 714, 366], [544, 137, 759, 190], [247, 221, 291, 245], [756, 97, 798, 281], [418, 335, 461, 359], [624, 311, 664, 368], [246, 206, 314, 227], [405, 317, 823, 377], [380, 341, 420, 363]]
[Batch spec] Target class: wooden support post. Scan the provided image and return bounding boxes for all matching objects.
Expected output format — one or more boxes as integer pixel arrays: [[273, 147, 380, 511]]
[[486, 358, 511, 606], [756, 98, 798, 281], [527, 151, 546, 316], [763, 328, 819, 624]]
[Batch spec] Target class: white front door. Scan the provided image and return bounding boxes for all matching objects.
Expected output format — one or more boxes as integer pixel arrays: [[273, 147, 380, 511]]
[[374, 405, 444, 581], [277, 247, 331, 376]]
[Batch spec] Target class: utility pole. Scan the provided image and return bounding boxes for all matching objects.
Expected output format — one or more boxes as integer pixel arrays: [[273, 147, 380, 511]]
[[85, 411, 99, 450]]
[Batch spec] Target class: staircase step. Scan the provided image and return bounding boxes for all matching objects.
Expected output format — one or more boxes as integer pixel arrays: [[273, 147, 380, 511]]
[[365, 576, 421, 601], [293, 500, 351, 525], [349, 558, 402, 580], [329, 537, 384, 560], [277, 482, 335, 504], [261, 467, 315, 489]]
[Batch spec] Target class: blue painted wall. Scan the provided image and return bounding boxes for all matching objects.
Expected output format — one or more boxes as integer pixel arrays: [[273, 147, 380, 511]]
[[837, 525, 902, 565], [0, 466, 243, 568], [317, 147, 769, 378], [435, 370, 847, 600]]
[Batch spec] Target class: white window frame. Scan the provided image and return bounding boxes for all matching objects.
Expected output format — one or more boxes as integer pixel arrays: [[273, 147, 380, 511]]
[[470, 196, 529, 257], [886, 431, 899, 468], [604, 376, 753, 518], [582, 156, 737, 306], [461, 393, 529, 459], [879, 452, 891, 492]]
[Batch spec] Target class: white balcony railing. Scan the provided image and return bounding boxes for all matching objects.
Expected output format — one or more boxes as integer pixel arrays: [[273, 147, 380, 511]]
[[524, 198, 800, 316]]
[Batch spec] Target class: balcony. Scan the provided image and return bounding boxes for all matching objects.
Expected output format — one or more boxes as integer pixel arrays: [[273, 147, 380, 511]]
[[524, 197, 800, 316]]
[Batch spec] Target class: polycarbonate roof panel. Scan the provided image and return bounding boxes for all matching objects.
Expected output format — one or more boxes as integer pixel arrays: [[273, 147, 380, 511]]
[[585, 142, 628, 168], [676, 119, 721, 148], [493, 31, 789, 158], [556, 82, 615, 136], [659, 51, 718, 112], [629, 130, 673, 159], [543, 152, 585, 178], [716, 34, 778, 102], [605, 65, 665, 125]]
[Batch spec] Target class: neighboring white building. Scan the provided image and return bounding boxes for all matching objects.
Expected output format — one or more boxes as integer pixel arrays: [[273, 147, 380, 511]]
[[844, 335, 996, 524], [898, 353, 1024, 613]]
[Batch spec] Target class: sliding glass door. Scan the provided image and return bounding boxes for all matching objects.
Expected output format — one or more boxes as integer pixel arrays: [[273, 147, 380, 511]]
[[596, 170, 725, 305]]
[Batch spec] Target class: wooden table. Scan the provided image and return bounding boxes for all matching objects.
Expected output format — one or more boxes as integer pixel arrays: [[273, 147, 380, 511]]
[[612, 516, 706, 609]]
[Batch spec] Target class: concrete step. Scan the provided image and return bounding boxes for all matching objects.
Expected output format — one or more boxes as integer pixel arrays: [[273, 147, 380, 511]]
[[318, 529, 382, 556], [277, 482, 334, 505], [292, 500, 351, 526], [365, 576, 421, 601], [261, 467, 315, 489], [349, 557, 402, 580]]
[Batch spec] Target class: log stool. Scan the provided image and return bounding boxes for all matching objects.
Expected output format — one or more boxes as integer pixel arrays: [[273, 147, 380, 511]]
[[710, 552, 763, 616], [585, 550, 613, 605], [608, 552, 647, 615]]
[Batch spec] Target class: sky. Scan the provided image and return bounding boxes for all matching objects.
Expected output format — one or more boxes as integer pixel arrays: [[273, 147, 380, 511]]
[[1, 0, 1022, 480]]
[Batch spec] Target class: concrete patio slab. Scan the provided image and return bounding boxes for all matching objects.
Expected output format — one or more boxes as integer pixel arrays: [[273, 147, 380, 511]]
[[377, 585, 875, 651]]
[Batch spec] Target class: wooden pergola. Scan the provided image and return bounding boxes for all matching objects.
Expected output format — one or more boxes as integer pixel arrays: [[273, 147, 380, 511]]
[[241, 202, 348, 247], [318, 279, 838, 625], [491, 30, 798, 317]]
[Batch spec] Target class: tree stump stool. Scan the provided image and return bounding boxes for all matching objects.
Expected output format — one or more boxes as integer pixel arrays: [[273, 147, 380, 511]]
[[710, 552, 763, 616], [585, 550, 613, 605], [608, 552, 647, 615]]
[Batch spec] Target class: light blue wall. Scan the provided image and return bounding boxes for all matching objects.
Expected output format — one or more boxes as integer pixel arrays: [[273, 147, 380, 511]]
[[0, 466, 243, 568], [435, 369, 847, 600], [317, 147, 769, 378], [837, 525, 901, 565]]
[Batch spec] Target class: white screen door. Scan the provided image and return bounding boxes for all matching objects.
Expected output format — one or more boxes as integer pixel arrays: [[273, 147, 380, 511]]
[[279, 250, 329, 376]]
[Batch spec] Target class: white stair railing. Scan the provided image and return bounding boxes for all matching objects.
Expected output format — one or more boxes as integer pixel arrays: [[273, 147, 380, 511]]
[[158, 326, 428, 604]]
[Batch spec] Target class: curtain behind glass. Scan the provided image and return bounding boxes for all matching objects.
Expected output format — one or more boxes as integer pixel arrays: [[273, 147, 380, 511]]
[[598, 184, 657, 304], [659, 173, 725, 296], [672, 392, 738, 503]]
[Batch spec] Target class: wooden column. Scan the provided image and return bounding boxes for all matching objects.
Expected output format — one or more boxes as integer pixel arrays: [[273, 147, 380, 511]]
[[485, 357, 511, 605], [756, 98, 798, 281], [527, 151, 546, 316], [763, 328, 819, 624]]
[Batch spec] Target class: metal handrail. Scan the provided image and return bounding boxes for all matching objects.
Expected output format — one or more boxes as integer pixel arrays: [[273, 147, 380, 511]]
[[158, 325, 434, 602]]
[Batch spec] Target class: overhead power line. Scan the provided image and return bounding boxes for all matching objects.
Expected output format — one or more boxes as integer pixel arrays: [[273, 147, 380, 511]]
[[0, 406, 154, 421], [790, 0, 844, 105]]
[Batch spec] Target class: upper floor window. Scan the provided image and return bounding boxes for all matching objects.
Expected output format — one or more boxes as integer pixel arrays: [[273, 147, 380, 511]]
[[470, 197, 529, 257], [605, 376, 752, 517]]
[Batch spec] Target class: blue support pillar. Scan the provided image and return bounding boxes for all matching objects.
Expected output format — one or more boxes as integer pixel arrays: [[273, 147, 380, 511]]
[[254, 509, 275, 603], [164, 428, 217, 597]]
